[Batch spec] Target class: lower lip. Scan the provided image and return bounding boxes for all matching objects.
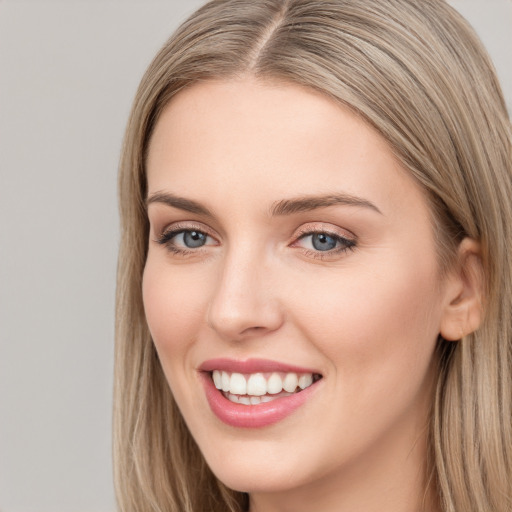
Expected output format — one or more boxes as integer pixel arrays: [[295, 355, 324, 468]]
[[200, 372, 320, 428]]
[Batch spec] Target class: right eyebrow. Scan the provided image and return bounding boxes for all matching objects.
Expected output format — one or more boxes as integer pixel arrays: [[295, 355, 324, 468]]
[[146, 191, 214, 217]]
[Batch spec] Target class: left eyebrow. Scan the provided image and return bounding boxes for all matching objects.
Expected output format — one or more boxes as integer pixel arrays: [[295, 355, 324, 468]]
[[269, 193, 382, 216]]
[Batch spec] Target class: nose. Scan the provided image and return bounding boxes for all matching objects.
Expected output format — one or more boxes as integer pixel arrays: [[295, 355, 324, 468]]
[[206, 248, 284, 341]]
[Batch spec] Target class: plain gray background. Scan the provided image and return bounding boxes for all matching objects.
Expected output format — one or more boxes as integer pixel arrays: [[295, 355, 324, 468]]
[[0, 1, 510, 511]]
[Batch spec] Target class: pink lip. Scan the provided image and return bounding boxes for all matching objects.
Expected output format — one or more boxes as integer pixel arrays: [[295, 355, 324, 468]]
[[198, 358, 322, 428], [198, 357, 320, 375]]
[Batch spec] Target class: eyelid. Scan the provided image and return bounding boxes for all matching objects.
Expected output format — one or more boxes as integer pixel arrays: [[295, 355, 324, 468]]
[[292, 222, 356, 243], [152, 221, 220, 257], [289, 223, 357, 261], [156, 221, 217, 241], [152, 220, 356, 260]]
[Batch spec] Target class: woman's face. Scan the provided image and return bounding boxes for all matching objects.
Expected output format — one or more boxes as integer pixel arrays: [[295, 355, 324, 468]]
[[143, 79, 454, 506]]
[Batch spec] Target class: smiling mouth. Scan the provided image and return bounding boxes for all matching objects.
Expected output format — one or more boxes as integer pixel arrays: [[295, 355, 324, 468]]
[[211, 370, 323, 406]]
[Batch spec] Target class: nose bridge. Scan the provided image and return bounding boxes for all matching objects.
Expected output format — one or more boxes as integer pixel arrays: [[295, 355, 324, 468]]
[[207, 241, 282, 340]]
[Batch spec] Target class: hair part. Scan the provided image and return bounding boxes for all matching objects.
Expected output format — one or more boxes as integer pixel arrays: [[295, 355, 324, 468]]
[[115, 1, 512, 510]]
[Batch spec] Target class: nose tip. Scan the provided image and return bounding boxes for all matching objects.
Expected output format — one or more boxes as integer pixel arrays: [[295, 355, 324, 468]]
[[206, 259, 283, 341], [207, 312, 276, 340]]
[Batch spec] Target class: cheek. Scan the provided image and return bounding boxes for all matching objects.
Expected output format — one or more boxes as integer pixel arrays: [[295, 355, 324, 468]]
[[142, 258, 216, 422], [289, 255, 442, 403], [142, 259, 208, 359]]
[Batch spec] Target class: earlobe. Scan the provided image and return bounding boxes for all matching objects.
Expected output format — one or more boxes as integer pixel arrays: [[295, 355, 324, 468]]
[[439, 238, 484, 341]]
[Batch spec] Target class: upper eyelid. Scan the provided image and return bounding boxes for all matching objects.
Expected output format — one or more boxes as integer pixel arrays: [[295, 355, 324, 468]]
[[155, 226, 218, 252], [296, 227, 353, 238], [154, 220, 356, 244], [292, 231, 356, 249], [158, 221, 217, 238], [293, 222, 356, 241]]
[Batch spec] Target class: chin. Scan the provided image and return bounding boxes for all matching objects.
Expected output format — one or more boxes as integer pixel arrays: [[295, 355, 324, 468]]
[[210, 462, 306, 494], [196, 433, 333, 496]]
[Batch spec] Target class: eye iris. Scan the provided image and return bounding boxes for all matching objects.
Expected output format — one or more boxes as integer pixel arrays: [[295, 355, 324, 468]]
[[183, 231, 206, 248], [312, 233, 337, 251]]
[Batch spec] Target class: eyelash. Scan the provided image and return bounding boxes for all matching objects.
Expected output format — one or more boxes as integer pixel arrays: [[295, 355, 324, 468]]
[[154, 225, 357, 260], [293, 229, 356, 259], [155, 224, 216, 255]]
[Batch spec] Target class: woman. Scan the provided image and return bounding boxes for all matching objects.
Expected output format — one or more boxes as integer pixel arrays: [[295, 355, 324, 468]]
[[114, 0, 512, 511]]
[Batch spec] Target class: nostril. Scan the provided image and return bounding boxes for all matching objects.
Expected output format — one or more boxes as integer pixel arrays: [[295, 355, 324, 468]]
[[206, 272, 284, 340], [240, 325, 265, 334]]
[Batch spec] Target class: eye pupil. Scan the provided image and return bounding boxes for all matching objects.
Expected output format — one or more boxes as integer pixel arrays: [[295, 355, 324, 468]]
[[184, 230, 207, 248], [312, 233, 337, 251]]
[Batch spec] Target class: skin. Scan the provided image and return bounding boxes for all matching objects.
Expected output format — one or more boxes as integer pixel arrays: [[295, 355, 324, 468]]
[[143, 78, 480, 512]]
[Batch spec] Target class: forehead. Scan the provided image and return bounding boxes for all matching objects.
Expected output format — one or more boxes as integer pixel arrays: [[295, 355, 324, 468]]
[[146, 78, 428, 223]]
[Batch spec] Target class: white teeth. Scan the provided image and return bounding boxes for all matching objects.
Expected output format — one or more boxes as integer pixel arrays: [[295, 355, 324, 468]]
[[226, 390, 295, 405], [247, 373, 267, 396], [230, 373, 247, 395], [212, 370, 222, 389], [298, 373, 313, 390], [267, 373, 283, 394], [221, 371, 230, 392], [212, 369, 318, 399], [283, 372, 299, 393]]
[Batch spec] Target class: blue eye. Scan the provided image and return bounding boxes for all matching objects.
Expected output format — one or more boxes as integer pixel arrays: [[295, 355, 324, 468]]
[[311, 233, 338, 251], [156, 228, 215, 253], [296, 231, 356, 255], [181, 230, 207, 248]]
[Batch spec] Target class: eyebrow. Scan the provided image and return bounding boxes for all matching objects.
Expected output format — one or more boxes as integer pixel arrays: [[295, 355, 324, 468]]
[[146, 192, 214, 217], [146, 191, 382, 217], [269, 193, 382, 216]]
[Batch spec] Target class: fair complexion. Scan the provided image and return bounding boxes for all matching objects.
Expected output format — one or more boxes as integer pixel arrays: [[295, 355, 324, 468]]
[[143, 78, 481, 512]]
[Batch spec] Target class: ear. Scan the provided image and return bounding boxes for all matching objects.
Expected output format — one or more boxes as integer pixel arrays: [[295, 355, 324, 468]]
[[439, 238, 484, 341]]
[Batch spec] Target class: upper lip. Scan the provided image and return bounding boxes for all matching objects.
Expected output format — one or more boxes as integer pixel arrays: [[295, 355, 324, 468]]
[[198, 357, 321, 375]]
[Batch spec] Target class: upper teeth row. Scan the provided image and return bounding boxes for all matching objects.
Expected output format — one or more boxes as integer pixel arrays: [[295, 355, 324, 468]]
[[212, 370, 314, 396]]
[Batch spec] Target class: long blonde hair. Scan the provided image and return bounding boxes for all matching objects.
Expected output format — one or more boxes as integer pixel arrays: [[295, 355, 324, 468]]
[[114, 1, 512, 510]]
